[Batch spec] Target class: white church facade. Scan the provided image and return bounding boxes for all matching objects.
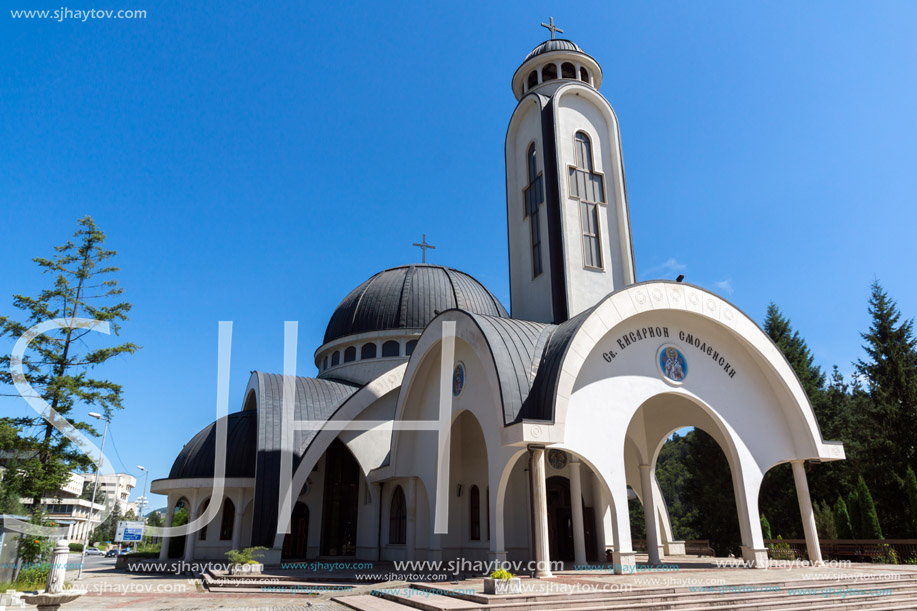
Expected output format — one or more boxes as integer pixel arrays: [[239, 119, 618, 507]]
[[152, 30, 844, 574]]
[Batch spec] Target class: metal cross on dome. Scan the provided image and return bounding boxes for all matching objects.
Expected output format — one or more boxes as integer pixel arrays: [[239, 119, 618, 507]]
[[412, 234, 436, 263], [541, 16, 564, 40]]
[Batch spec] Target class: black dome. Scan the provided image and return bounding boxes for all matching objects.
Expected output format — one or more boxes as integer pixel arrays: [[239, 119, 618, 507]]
[[524, 39, 584, 61], [169, 411, 256, 479], [323, 265, 508, 344]]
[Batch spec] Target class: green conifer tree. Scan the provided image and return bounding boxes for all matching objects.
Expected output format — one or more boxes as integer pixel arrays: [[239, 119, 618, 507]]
[[905, 466, 917, 537], [847, 491, 862, 539], [0, 217, 138, 508], [855, 282, 917, 535], [834, 496, 853, 539], [814, 500, 838, 540], [760, 304, 829, 537], [760, 513, 772, 540], [857, 476, 883, 540]]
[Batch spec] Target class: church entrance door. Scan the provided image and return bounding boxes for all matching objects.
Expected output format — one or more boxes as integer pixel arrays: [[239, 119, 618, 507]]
[[546, 476, 574, 562], [320, 439, 360, 556], [282, 502, 309, 559]]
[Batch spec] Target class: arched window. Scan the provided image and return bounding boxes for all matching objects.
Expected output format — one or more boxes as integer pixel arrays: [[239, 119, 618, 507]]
[[527, 70, 538, 89], [405, 340, 418, 356], [524, 143, 544, 277], [562, 62, 576, 79], [469, 485, 481, 540], [570, 132, 605, 269], [580, 67, 589, 83], [344, 346, 356, 362], [382, 340, 400, 357], [542, 63, 557, 81], [361, 343, 377, 360], [389, 486, 406, 544], [199, 498, 210, 540], [574, 132, 594, 172], [331, 351, 340, 366], [219, 499, 235, 540]]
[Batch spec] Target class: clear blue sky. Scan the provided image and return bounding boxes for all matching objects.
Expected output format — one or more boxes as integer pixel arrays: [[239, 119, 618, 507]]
[[2, 1, 916, 511]]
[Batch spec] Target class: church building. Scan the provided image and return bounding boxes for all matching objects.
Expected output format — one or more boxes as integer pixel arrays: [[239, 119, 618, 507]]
[[152, 26, 844, 574]]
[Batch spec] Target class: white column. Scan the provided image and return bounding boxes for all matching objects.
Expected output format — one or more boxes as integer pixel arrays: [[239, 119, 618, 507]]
[[569, 459, 587, 566], [231, 495, 244, 551], [639, 464, 661, 565], [792, 460, 823, 565], [183, 498, 200, 563], [405, 479, 417, 558], [591, 476, 609, 561], [529, 446, 553, 578], [159, 498, 174, 561]]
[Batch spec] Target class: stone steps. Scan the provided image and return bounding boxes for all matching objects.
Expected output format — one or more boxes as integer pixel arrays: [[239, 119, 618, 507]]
[[409, 577, 917, 607], [201, 568, 356, 594], [334, 575, 917, 611]]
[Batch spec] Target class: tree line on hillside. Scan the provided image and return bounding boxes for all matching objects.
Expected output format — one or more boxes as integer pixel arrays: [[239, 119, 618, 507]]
[[650, 284, 917, 556]]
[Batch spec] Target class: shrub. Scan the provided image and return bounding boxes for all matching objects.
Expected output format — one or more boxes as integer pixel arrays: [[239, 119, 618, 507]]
[[16, 566, 50, 589], [225, 546, 268, 565], [768, 535, 795, 561], [68, 543, 83, 552], [876, 544, 898, 565], [760, 513, 772, 540], [490, 568, 514, 580]]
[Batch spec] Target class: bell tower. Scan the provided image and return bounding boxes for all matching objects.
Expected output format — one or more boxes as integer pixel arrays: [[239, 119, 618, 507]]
[[505, 24, 636, 324]]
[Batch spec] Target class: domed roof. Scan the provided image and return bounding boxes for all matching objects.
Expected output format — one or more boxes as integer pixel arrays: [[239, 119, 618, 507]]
[[524, 39, 584, 61], [323, 264, 509, 344], [169, 411, 256, 479]]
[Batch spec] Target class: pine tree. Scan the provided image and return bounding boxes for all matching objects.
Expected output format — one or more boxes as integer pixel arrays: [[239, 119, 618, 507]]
[[761, 304, 828, 536], [857, 476, 883, 540], [760, 513, 772, 540], [814, 500, 838, 540], [905, 466, 917, 537], [854, 282, 917, 535], [834, 496, 853, 539], [0, 217, 138, 508], [764, 303, 826, 399], [847, 491, 862, 539]]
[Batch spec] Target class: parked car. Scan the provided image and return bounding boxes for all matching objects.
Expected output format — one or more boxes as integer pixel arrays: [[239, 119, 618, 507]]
[[85, 547, 103, 556], [105, 549, 118, 557], [119, 548, 131, 555]]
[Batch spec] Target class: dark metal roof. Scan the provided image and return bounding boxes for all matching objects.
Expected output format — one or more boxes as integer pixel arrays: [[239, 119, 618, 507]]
[[168, 411, 257, 479], [323, 265, 509, 344], [250, 372, 360, 547], [522, 309, 592, 422], [524, 39, 584, 61], [466, 314, 555, 424]]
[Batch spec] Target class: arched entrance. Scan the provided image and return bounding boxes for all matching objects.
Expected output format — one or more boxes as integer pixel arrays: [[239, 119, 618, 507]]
[[167, 498, 189, 559], [546, 476, 573, 562], [320, 439, 360, 556], [282, 502, 309, 559]]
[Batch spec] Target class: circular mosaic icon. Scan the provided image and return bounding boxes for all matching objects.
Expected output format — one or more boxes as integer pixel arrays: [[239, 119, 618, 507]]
[[657, 344, 688, 384], [548, 449, 567, 470], [452, 361, 466, 398]]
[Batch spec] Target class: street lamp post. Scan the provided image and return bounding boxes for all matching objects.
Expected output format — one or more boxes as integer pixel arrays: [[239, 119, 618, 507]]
[[137, 466, 149, 543], [77, 412, 109, 581]]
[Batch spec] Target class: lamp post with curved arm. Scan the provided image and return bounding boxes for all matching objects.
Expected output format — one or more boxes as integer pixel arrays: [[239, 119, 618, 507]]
[[77, 412, 108, 581]]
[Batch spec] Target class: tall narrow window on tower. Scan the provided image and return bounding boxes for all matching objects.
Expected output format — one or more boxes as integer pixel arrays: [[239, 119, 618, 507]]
[[524, 143, 544, 277], [569, 132, 605, 269]]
